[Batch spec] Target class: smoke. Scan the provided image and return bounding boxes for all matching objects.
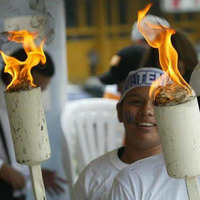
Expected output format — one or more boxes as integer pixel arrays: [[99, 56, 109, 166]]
[[1, 0, 55, 44], [30, 0, 45, 12], [7, 6, 20, 31], [0, 32, 10, 48], [0, 0, 55, 64], [0, 32, 10, 64], [30, 0, 55, 44]]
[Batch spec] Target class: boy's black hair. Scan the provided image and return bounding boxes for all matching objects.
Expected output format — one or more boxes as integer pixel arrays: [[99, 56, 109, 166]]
[[1, 48, 55, 86]]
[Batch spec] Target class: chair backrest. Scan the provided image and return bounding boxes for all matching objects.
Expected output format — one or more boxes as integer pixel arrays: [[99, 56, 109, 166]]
[[61, 98, 124, 194]]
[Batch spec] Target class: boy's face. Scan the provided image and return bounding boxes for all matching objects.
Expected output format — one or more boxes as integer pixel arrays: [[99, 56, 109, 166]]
[[117, 86, 161, 149]]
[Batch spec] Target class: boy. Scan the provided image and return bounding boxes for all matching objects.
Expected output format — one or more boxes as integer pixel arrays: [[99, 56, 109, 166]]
[[108, 69, 198, 200], [73, 67, 164, 200]]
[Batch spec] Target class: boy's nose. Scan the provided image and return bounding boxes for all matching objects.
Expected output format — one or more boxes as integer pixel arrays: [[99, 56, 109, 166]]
[[139, 103, 154, 117]]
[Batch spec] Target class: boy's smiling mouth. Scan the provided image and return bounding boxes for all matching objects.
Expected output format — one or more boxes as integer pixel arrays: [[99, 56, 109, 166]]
[[136, 122, 156, 127]]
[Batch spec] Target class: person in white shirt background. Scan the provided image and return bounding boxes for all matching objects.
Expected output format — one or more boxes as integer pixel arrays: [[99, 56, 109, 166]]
[[73, 67, 164, 200], [0, 48, 67, 200]]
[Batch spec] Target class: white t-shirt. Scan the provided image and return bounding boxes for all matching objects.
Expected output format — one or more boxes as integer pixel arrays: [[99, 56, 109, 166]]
[[108, 153, 197, 200], [73, 148, 129, 200]]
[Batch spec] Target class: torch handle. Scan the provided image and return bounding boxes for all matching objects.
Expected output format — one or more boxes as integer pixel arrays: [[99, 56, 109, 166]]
[[29, 165, 46, 200], [186, 177, 200, 200]]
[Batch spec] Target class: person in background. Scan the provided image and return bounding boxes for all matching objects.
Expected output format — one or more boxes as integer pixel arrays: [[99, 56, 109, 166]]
[[99, 43, 146, 100], [73, 67, 164, 200], [99, 15, 170, 97], [0, 48, 66, 200], [99, 25, 147, 98], [130, 21, 148, 47], [140, 28, 198, 83]]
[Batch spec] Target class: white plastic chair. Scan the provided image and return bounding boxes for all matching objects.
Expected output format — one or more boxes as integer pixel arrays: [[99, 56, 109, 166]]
[[60, 98, 124, 195]]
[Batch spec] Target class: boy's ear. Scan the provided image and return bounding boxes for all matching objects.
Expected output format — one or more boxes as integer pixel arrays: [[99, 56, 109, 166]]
[[117, 103, 123, 122]]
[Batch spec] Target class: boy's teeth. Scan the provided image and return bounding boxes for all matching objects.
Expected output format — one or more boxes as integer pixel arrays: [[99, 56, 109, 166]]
[[137, 122, 154, 127]]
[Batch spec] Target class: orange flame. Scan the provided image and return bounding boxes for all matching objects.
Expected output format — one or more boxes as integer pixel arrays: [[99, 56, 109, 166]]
[[137, 4, 191, 98], [0, 30, 46, 91]]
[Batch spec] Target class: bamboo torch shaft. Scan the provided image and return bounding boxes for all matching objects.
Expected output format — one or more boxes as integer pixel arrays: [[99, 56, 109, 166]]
[[186, 177, 200, 200], [29, 165, 46, 200]]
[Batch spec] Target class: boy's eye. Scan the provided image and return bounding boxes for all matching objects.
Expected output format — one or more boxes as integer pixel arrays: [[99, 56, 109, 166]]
[[129, 100, 141, 105]]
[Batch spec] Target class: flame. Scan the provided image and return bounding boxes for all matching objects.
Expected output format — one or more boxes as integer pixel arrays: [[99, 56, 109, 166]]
[[0, 30, 46, 91], [137, 4, 191, 99]]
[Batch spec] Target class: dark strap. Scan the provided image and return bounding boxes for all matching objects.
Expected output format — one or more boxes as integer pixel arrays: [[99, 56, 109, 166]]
[[197, 96, 200, 107], [0, 120, 14, 199], [14, 195, 26, 200], [0, 179, 14, 200], [0, 120, 11, 164]]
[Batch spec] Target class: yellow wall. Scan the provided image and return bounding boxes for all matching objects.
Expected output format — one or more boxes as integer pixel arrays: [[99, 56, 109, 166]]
[[67, 39, 96, 82], [66, 1, 200, 83], [66, 0, 139, 83]]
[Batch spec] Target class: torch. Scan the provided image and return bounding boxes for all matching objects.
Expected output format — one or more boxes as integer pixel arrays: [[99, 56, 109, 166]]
[[154, 85, 200, 199], [0, 30, 51, 200], [138, 4, 200, 199]]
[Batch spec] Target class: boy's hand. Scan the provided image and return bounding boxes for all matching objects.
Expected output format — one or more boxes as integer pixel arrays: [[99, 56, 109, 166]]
[[0, 163, 25, 190], [42, 168, 67, 196]]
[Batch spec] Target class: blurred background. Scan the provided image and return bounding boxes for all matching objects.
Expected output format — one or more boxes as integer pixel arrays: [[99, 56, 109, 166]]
[[66, 0, 200, 84], [0, 0, 200, 200]]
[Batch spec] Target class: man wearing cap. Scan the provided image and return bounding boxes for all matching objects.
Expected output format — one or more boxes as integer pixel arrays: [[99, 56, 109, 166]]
[[99, 15, 170, 97], [99, 42, 146, 100], [99, 33, 146, 97], [73, 67, 164, 200]]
